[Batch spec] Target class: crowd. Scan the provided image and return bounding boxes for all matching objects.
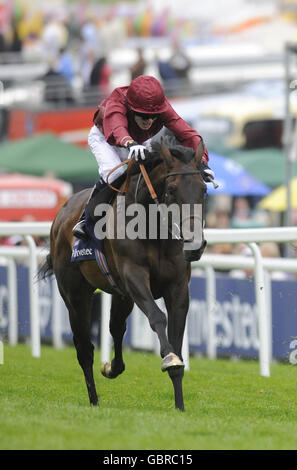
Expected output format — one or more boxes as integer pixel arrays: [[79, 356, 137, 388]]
[[202, 194, 297, 279], [0, 10, 194, 104]]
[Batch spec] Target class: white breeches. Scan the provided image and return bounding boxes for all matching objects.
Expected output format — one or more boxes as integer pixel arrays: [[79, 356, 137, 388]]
[[88, 125, 152, 183]]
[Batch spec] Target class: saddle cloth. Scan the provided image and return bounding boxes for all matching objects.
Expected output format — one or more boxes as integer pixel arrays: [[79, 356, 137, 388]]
[[71, 214, 121, 294]]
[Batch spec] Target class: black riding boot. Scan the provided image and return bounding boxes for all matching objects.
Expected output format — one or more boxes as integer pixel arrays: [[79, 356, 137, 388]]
[[72, 175, 125, 240], [72, 183, 98, 240]]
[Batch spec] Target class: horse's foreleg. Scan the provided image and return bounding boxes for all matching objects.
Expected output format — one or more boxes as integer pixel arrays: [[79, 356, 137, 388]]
[[101, 293, 134, 379], [163, 280, 190, 411], [164, 281, 189, 360], [123, 267, 176, 360]]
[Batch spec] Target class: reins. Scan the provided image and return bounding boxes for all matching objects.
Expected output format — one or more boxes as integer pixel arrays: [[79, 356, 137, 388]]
[[106, 160, 202, 204], [106, 158, 159, 203], [106, 159, 134, 194]]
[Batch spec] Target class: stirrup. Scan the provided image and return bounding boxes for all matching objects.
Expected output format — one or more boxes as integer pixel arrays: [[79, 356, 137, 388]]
[[72, 220, 88, 240]]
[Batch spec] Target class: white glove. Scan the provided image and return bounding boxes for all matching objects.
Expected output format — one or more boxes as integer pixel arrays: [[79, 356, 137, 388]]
[[126, 141, 147, 161], [204, 167, 215, 180], [202, 162, 218, 189]]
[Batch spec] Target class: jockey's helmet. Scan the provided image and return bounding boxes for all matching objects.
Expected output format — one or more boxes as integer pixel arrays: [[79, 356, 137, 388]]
[[127, 75, 168, 114]]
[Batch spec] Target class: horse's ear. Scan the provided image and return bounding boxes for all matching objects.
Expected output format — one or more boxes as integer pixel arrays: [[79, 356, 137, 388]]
[[160, 138, 173, 169], [194, 140, 204, 167]]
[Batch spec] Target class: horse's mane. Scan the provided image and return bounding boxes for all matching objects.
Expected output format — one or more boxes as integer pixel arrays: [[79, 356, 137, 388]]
[[151, 133, 195, 164], [130, 133, 196, 177]]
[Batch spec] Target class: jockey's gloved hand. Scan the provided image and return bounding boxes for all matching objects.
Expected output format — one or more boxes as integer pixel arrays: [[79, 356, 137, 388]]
[[126, 140, 147, 161], [201, 161, 218, 187], [201, 161, 214, 181]]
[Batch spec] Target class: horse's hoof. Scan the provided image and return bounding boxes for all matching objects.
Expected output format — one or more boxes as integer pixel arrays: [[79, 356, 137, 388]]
[[101, 362, 113, 378], [101, 361, 125, 379], [161, 353, 184, 372]]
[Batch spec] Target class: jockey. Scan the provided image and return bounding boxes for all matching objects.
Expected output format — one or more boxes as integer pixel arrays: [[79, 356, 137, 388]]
[[73, 75, 215, 240]]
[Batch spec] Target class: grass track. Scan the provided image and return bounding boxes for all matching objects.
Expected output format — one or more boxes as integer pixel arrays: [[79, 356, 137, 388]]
[[1, 344, 297, 450]]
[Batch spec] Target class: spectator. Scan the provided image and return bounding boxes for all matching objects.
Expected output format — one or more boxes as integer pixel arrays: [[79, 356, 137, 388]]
[[156, 40, 191, 96], [89, 56, 112, 97], [8, 21, 22, 53], [168, 39, 191, 82], [130, 48, 146, 81], [57, 47, 75, 85], [41, 15, 69, 61], [0, 31, 6, 53], [41, 59, 74, 104], [231, 197, 254, 228], [157, 55, 178, 95], [80, 46, 96, 89], [78, 20, 101, 89]]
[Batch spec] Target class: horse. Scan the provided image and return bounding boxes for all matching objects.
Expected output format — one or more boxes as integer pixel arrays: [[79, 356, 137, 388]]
[[40, 136, 207, 411]]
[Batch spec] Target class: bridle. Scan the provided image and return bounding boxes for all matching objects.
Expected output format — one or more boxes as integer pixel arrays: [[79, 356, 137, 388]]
[[164, 170, 205, 241], [165, 170, 201, 178], [106, 159, 205, 241]]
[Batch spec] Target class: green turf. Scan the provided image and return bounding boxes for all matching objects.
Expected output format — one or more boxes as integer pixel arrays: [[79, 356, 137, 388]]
[[1, 344, 297, 450]]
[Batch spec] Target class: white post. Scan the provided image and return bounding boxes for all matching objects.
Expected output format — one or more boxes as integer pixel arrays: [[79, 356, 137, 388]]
[[52, 277, 64, 349], [24, 235, 40, 358], [264, 269, 273, 363], [249, 242, 270, 377], [7, 258, 17, 346], [0, 340, 3, 365], [205, 265, 217, 359], [100, 292, 112, 364], [182, 318, 190, 370]]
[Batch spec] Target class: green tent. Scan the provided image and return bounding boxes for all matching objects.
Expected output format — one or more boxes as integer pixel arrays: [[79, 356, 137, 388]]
[[212, 147, 297, 189], [0, 133, 98, 182]]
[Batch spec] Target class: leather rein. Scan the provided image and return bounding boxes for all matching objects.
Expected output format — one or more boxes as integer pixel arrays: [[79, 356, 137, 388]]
[[106, 159, 201, 205]]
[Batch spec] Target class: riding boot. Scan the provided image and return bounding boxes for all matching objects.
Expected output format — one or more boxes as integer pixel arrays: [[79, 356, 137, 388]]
[[72, 182, 100, 240], [72, 174, 126, 240]]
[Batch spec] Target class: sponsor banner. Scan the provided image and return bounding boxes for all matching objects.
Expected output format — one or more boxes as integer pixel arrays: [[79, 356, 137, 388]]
[[0, 265, 72, 341], [188, 275, 297, 360]]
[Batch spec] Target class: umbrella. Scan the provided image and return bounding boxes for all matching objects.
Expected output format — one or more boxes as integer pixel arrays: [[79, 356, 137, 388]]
[[0, 133, 97, 182], [206, 152, 271, 196], [0, 173, 73, 221], [227, 147, 297, 188], [258, 177, 297, 211]]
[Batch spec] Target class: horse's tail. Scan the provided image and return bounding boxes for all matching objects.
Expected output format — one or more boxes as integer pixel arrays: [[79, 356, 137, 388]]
[[37, 253, 54, 281]]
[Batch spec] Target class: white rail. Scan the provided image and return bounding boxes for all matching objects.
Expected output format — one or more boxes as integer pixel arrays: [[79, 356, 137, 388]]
[[0, 223, 296, 377], [194, 227, 297, 377], [0, 256, 17, 347]]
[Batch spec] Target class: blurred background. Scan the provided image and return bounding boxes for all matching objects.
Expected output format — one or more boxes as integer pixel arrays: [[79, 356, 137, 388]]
[[0, 0, 297, 257]]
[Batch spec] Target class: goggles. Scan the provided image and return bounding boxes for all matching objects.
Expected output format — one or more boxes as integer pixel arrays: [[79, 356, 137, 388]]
[[134, 112, 160, 120]]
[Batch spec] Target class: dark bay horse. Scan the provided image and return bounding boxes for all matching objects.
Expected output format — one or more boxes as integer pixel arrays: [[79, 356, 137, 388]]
[[41, 137, 207, 411]]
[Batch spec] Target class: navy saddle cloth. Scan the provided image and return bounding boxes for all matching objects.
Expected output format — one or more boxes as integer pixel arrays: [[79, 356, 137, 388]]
[[71, 212, 121, 293]]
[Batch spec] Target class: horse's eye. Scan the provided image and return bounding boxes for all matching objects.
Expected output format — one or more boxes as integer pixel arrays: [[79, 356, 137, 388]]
[[166, 185, 177, 196]]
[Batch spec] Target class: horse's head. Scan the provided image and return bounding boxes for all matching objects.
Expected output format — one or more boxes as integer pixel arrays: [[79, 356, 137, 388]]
[[158, 138, 207, 262]]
